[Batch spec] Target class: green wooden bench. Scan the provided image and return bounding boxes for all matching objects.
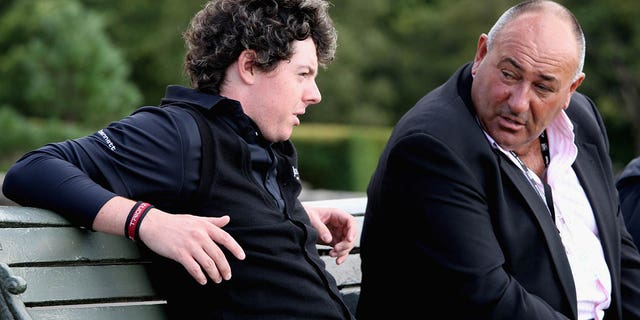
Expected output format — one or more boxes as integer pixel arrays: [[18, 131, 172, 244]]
[[0, 197, 366, 320]]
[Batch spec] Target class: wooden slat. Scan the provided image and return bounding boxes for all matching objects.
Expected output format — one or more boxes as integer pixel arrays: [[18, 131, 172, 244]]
[[0, 206, 71, 226], [303, 197, 367, 216], [11, 265, 158, 305], [1, 227, 141, 265], [27, 304, 169, 320], [322, 255, 361, 287]]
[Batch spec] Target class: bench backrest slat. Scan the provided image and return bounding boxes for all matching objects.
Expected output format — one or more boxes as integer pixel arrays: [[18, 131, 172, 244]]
[[27, 304, 169, 320], [12, 265, 160, 305], [0, 206, 71, 226], [322, 255, 362, 287], [2, 228, 142, 265]]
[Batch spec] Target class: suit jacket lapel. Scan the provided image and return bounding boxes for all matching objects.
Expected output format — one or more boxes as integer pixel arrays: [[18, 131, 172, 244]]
[[497, 150, 578, 316]]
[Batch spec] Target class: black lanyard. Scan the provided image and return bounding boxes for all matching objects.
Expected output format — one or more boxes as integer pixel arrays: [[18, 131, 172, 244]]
[[510, 131, 555, 221]]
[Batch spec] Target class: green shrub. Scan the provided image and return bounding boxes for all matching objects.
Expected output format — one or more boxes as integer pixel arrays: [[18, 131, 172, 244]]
[[0, 0, 141, 127], [0, 107, 91, 171], [292, 124, 391, 192]]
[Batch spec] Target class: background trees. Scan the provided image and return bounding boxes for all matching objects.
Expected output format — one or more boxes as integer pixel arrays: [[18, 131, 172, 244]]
[[1, 0, 639, 189], [0, 0, 141, 126]]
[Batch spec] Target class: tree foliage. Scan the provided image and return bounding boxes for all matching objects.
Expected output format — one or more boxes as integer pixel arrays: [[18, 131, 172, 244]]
[[78, 0, 205, 106], [312, 0, 515, 126], [565, 0, 640, 170], [0, 0, 141, 127]]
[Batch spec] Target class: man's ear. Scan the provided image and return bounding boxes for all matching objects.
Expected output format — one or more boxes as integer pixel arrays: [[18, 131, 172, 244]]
[[237, 49, 257, 84], [565, 73, 585, 109], [471, 33, 489, 77]]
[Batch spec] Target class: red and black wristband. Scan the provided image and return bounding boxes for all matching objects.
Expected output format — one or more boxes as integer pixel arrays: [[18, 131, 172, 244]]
[[124, 201, 154, 241]]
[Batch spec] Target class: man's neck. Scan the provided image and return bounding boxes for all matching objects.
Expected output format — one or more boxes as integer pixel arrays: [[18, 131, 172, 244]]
[[512, 138, 545, 179]]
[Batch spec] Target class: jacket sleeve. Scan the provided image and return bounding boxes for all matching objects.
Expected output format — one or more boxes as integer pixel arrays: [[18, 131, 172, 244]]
[[616, 157, 640, 251], [2, 147, 116, 228], [2, 106, 200, 228]]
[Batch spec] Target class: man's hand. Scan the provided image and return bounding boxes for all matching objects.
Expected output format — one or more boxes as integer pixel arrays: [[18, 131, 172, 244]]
[[304, 204, 357, 265], [138, 209, 246, 285], [93, 197, 245, 286]]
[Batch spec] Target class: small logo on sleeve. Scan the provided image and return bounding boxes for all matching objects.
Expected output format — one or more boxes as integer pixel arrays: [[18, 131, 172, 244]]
[[98, 129, 117, 152]]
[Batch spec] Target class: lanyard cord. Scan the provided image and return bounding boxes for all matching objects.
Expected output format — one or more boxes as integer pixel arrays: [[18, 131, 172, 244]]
[[510, 131, 555, 221]]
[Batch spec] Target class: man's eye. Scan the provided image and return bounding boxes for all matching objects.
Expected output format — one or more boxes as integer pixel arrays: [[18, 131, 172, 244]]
[[501, 70, 514, 79], [536, 84, 551, 92]]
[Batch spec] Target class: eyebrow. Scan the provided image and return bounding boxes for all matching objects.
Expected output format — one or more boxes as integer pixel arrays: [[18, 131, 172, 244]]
[[299, 63, 318, 76], [504, 57, 557, 82]]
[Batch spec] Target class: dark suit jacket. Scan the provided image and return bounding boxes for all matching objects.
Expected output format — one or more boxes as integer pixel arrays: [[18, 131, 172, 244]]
[[617, 157, 640, 250], [357, 63, 640, 319]]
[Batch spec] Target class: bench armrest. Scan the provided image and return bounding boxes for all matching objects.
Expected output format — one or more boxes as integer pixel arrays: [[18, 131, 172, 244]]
[[0, 262, 32, 320]]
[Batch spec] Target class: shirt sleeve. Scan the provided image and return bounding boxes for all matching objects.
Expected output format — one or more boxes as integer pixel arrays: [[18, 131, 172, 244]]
[[2, 106, 201, 228]]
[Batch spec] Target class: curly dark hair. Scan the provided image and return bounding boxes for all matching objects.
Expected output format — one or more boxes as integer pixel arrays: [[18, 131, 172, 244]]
[[183, 0, 337, 94]]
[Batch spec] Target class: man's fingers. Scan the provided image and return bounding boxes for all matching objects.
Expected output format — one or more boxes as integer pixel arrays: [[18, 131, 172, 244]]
[[308, 208, 332, 243], [181, 257, 210, 285], [209, 215, 231, 227], [182, 233, 237, 285], [207, 218, 246, 260], [201, 241, 232, 281]]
